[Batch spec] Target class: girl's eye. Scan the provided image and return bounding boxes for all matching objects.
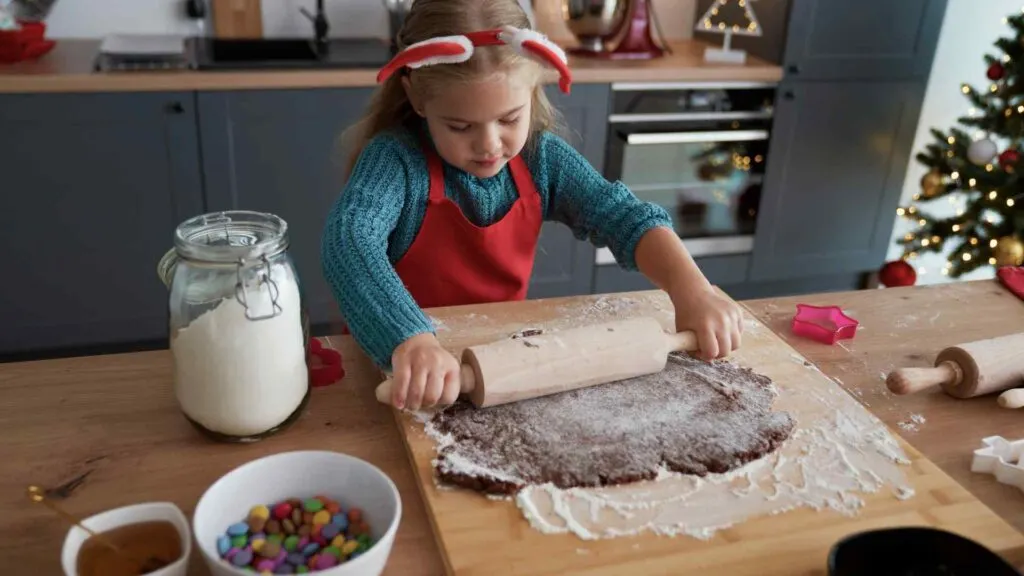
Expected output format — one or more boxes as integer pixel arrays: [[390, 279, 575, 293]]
[[447, 124, 470, 132], [500, 116, 520, 126]]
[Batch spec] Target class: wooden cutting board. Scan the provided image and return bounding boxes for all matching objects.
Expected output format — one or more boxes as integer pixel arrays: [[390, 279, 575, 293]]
[[212, 0, 263, 37], [389, 291, 1024, 575]]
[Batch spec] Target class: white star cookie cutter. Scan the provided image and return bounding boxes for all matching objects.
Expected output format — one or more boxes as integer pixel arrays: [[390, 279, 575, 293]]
[[971, 435, 1024, 490]]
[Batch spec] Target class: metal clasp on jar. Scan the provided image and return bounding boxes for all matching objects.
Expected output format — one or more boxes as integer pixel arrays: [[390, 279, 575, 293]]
[[234, 255, 283, 321]]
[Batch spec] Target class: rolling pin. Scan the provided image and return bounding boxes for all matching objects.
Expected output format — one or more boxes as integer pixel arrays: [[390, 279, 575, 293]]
[[375, 317, 699, 408], [885, 332, 1024, 399]]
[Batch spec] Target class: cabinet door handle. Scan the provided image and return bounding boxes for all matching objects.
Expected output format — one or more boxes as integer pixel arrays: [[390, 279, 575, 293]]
[[787, 64, 800, 74], [783, 91, 795, 101], [165, 102, 185, 114]]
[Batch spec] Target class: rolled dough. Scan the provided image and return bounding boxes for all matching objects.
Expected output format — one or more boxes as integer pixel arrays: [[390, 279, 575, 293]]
[[429, 353, 796, 496]]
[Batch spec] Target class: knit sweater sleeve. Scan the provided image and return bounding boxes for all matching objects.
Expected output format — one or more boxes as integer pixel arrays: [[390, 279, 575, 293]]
[[530, 131, 674, 270], [320, 133, 435, 369]]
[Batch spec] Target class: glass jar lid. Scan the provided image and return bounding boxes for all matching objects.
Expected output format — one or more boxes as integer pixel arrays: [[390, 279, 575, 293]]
[[174, 210, 289, 263]]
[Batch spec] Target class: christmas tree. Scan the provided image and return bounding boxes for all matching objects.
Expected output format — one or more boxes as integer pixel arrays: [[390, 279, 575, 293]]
[[891, 9, 1024, 280]]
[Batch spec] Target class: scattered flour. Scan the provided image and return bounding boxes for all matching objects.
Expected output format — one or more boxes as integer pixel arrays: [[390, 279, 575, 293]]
[[407, 295, 914, 541], [897, 414, 927, 433], [565, 295, 642, 325], [413, 355, 913, 542]]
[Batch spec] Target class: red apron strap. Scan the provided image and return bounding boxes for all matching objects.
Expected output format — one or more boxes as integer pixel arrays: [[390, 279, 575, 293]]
[[422, 139, 447, 203], [507, 156, 539, 203]]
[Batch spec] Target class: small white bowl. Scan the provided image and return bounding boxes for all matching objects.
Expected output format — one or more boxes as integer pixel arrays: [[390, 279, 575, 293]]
[[193, 451, 402, 576], [61, 501, 192, 576]]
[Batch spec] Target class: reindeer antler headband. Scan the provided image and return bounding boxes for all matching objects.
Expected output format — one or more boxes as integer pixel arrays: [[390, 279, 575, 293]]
[[376, 26, 572, 94]]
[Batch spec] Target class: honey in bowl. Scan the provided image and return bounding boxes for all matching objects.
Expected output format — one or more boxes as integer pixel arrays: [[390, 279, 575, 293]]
[[75, 520, 182, 576]]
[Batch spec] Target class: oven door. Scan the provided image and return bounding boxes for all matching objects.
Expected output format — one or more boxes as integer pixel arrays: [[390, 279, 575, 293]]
[[599, 83, 774, 264]]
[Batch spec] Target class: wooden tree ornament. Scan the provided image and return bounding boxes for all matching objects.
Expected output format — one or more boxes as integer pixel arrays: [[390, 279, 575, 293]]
[[695, 0, 762, 64]]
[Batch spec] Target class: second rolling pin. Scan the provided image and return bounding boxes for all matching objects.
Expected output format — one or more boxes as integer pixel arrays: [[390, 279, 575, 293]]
[[885, 332, 1024, 398], [376, 316, 699, 408]]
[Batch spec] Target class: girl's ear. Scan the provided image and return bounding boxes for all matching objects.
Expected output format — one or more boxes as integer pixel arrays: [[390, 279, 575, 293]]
[[401, 76, 425, 117]]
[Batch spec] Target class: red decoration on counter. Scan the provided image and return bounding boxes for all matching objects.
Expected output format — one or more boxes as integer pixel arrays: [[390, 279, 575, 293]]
[[0, 21, 55, 64], [878, 259, 917, 287], [791, 304, 859, 345], [308, 338, 344, 387], [987, 62, 1006, 80], [997, 266, 1024, 301], [606, 0, 665, 60]]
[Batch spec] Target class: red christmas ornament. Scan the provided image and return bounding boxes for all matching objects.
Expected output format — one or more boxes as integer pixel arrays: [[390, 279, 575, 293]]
[[987, 62, 1006, 80], [878, 259, 917, 287], [999, 148, 1020, 171]]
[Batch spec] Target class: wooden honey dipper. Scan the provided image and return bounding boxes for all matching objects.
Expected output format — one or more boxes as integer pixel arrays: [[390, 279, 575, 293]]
[[885, 332, 1024, 400], [375, 317, 699, 408], [26, 485, 170, 573]]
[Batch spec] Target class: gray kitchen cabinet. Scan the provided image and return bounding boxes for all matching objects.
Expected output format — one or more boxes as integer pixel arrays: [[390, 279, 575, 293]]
[[527, 83, 607, 299], [749, 80, 927, 281], [0, 92, 204, 357], [782, 0, 947, 80], [197, 88, 373, 331]]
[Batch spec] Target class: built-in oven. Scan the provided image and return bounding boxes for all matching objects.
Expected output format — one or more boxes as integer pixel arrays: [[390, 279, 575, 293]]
[[597, 81, 777, 266]]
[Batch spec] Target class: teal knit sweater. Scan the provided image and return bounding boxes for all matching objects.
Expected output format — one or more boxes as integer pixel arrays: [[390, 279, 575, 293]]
[[320, 125, 673, 369]]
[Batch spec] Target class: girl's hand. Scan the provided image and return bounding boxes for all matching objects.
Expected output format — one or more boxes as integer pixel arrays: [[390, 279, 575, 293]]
[[390, 333, 461, 410], [669, 285, 744, 361]]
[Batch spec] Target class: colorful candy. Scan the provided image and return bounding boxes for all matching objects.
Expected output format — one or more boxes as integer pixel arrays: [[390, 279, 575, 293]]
[[332, 514, 348, 531], [216, 495, 376, 573], [320, 523, 340, 541], [273, 503, 292, 520]]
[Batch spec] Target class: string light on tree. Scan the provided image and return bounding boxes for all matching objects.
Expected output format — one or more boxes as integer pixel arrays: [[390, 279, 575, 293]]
[[882, 6, 1024, 282]]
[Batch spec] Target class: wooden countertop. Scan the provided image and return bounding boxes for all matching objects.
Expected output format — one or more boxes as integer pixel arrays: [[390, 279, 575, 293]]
[[0, 38, 783, 94], [744, 279, 1024, 535], [2, 279, 1021, 575]]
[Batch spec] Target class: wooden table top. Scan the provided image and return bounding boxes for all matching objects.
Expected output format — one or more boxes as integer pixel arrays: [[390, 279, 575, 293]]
[[0, 39, 783, 94], [1, 279, 1021, 575], [743, 280, 1024, 533]]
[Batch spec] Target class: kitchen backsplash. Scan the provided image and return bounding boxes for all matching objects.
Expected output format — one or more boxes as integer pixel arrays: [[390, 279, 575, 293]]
[[42, 0, 695, 41]]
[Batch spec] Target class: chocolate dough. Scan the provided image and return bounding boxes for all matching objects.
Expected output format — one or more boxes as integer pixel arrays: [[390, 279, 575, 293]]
[[429, 353, 796, 496]]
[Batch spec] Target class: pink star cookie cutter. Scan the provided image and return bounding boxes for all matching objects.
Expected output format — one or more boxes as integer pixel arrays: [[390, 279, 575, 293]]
[[971, 436, 1024, 492], [791, 304, 859, 345]]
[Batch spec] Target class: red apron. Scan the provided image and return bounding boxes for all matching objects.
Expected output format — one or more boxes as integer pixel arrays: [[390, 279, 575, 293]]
[[393, 138, 543, 308]]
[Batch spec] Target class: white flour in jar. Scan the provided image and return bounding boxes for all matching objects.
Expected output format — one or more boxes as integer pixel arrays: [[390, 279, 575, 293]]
[[171, 263, 307, 437]]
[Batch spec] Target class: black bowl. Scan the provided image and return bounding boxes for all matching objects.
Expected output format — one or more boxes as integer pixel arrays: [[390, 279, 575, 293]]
[[828, 526, 1021, 576]]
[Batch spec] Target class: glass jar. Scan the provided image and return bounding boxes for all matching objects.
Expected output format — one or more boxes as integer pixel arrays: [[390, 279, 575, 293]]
[[158, 211, 310, 442]]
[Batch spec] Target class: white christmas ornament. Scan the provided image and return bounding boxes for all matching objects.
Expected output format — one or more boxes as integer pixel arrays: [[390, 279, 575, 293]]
[[968, 138, 998, 165]]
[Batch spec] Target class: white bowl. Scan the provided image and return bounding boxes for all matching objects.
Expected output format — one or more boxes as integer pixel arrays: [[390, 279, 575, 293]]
[[61, 502, 192, 576], [193, 451, 402, 576]]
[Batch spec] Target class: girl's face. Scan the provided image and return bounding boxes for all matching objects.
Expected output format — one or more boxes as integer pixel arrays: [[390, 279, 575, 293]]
[[408, 71, 534, 179]]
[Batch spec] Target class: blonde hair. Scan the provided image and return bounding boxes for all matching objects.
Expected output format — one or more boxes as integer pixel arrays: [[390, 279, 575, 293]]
[[342, 0, 565, 175]]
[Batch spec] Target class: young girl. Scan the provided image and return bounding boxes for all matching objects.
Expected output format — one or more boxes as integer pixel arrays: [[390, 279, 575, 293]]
[[321, 0, 743, 411]]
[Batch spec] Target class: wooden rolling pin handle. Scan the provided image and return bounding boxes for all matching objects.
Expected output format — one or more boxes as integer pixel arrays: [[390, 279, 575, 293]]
[[375, 364, 477, 407], [998, 389, 1024, 409], [886, 360, 963, 395], [666, 330, 699, 353]]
